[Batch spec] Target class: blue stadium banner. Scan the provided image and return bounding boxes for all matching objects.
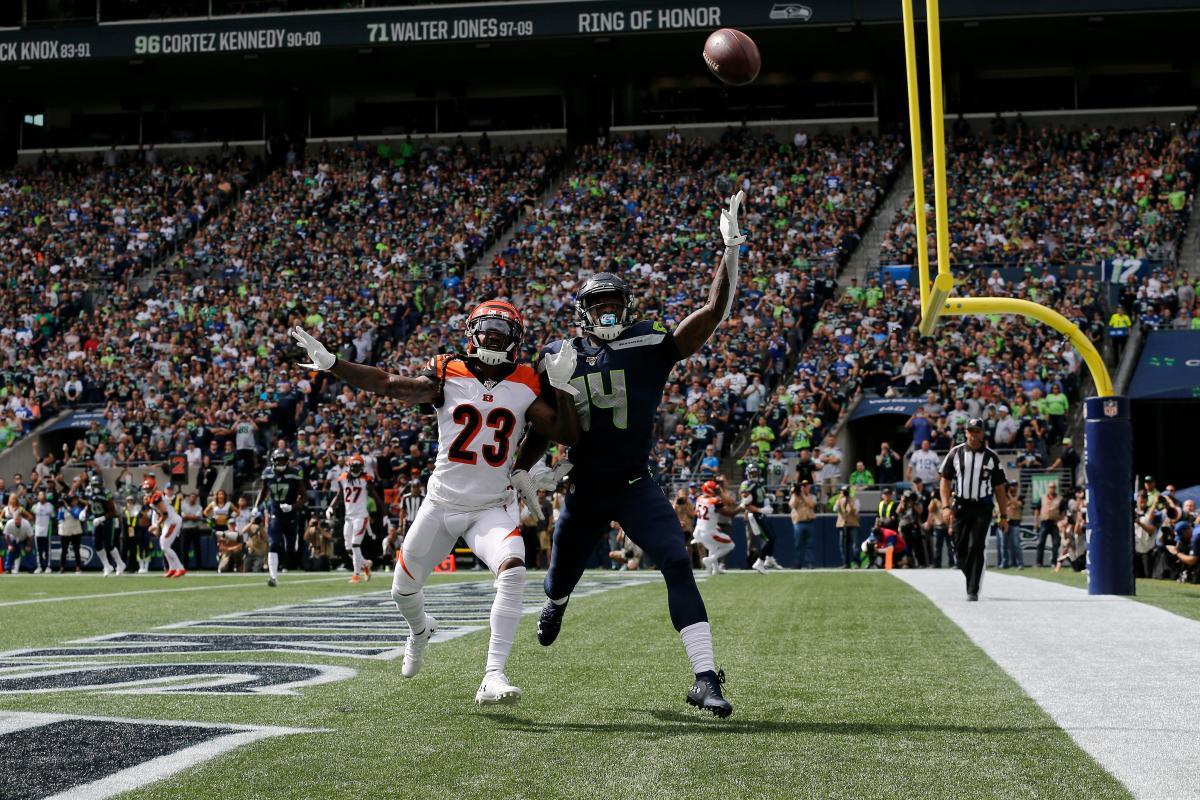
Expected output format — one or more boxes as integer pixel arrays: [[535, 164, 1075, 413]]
[[1083, 395, 1134, 596], [0, 2, 846, 64], [42, 409, 108, 433], [848, 397, 925, 421], [1127, 330, 1200, 400]]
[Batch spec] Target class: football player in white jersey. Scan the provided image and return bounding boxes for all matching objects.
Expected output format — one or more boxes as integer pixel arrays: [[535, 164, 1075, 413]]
[[143, 476, 186, 578], [326, 454, 385, 584], [290, 299, 579, 705], [693, 480, 741, 575]]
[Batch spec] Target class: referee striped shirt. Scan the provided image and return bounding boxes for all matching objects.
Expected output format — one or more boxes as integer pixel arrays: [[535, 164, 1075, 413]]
[[401, 489, 424, 526], [939, 443, 1005, 502]]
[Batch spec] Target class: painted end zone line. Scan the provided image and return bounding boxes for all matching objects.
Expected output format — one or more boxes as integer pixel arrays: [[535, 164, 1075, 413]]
[[0, 575, 356, 608]]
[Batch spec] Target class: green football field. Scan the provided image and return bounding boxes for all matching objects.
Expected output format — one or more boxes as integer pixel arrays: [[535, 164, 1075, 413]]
[[0, 570, 1136, 800]]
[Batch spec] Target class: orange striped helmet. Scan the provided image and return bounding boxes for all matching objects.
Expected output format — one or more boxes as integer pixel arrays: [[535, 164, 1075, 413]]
[[466, 300, 524, 366], [701, 480, 720, 496]]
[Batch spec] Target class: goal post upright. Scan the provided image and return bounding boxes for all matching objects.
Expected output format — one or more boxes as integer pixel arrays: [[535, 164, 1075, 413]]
[[901, 0, 1134, 594]]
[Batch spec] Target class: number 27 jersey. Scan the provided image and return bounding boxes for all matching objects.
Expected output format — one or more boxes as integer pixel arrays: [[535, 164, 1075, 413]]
[[422, 355, 541, 512]]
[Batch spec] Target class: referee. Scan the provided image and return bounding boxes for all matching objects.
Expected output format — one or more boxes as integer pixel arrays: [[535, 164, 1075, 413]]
[[939, 418, 1010, 601]]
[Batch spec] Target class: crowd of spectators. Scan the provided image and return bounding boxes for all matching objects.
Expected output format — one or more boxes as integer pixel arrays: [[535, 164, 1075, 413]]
[[736, 119, 1200, 506], [0, 146, 256, 441], [881, 118, 1200, 268]]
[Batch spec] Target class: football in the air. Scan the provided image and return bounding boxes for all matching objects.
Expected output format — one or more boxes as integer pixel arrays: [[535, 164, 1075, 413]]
[[702, 28, 761, 86]]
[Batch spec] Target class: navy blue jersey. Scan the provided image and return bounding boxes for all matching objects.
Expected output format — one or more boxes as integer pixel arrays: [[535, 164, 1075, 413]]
[[540, 320, 681, 474], [260, 467, 305, 514]]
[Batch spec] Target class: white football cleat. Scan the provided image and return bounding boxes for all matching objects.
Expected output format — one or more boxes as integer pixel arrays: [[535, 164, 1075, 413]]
[[752, 558, 768, 575], [475, 673, 522, 705], [701, 555, 717, 575], [764, 556, 784, 571], [716, 562, 727, 574], [401, 615, 438, 678]]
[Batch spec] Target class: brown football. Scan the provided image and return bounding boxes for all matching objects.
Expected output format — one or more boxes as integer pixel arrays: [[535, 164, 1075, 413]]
[[702, 28, 761, 86]]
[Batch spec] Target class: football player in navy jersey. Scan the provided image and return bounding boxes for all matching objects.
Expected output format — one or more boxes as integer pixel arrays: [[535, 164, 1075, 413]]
[[254, 448, 306, 587], [511, 191, 748, 718]]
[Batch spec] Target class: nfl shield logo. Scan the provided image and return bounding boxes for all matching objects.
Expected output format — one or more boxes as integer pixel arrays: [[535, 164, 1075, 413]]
[[1103, 400, 1118, 418], [586, 356, 598, 366]]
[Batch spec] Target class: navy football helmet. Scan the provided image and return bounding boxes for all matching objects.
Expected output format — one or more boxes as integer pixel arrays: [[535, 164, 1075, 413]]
[[574, 272, 635, 341]]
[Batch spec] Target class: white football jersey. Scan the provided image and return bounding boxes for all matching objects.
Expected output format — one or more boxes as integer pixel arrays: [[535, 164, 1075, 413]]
[[335, 473, 373, 519], [423, 354, 541, 512], [694, 495, 721, 536]]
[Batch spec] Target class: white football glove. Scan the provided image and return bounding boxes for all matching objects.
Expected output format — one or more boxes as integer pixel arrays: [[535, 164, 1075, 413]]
[[251, 506, 260, 520], [719, 190, 747, 247], [324, 506, 335, 521], [289, 326, 336, 371], [510, 469, 544, 522], [279, 503, 293, 514], [531, 459, 574, 491], [542, 341, 580, 397], [719, 191, 745, 320]]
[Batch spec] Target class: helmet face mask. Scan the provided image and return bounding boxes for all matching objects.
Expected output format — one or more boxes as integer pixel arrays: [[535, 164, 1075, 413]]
[[272, 449, 289, 470], [466, 301, 524, 366], [348, 455, 364, 477], [575, 274, 634, 341]]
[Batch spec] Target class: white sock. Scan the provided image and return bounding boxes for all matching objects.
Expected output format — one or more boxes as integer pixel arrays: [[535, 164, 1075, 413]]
[[393, 589, 428, 635], [268, 553, 279, 580], [110, 549, 125, 569], [97, 550, 111, 571], [352, 546, 363, 575], [486, 567, 526, 677], [680, 621, 717, 676]]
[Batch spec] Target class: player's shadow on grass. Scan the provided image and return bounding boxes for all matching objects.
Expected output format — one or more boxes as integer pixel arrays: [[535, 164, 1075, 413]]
[[482, 710, 1053, 737]]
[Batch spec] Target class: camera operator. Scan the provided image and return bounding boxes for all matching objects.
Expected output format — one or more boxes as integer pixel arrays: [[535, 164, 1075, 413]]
[[304, 516, 335, 571], [835, 484, 860, 569], [1164, 519, 1198, 584], [898, 489, 927, 567], [789, 481, 816, 569], [1137, 494, 1182, 579]]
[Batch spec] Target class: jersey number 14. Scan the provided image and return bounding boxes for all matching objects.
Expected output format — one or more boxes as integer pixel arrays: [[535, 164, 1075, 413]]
[[568, 369, 628, 431]]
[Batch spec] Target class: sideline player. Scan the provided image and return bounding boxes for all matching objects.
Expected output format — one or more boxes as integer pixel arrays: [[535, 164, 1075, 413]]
[[326, 454, 384, 583], [254, 448, 306, 587], [511, 191, 748, 718], [143, 476, 186, 578], [84, 475, 125, 576], [290, 298, 580, 705], [741, 463, 782, 573], [693, 480, 740, 575]]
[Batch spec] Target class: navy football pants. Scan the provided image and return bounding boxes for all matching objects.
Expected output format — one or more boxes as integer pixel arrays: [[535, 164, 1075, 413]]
[[545, 472, 708, 631]]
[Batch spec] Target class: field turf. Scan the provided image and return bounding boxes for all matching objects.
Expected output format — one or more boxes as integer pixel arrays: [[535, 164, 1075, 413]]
[[1021, 567, 1200, 623], [0, 570, 1133, 799]]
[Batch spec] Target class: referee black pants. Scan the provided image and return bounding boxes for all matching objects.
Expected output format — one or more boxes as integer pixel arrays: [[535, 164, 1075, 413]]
[[952, 505, 992, 596]]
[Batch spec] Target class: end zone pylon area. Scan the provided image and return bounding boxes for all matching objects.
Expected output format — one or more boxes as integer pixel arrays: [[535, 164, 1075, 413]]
[[899, 0, 1133, 594]]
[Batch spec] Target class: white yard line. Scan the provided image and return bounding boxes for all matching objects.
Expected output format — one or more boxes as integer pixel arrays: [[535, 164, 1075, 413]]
[[894, 570, 1200, 800], [0, 575, 355, 607]]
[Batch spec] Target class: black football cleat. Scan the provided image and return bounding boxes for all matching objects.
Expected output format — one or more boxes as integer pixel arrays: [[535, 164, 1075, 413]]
[[536, 598, 568, 646], [687, 669, 733, 718]]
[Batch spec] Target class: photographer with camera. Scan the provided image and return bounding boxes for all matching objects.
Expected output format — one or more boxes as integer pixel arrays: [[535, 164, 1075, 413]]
[[789, 481, 816, 569], [835, 484, 860, 569]]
